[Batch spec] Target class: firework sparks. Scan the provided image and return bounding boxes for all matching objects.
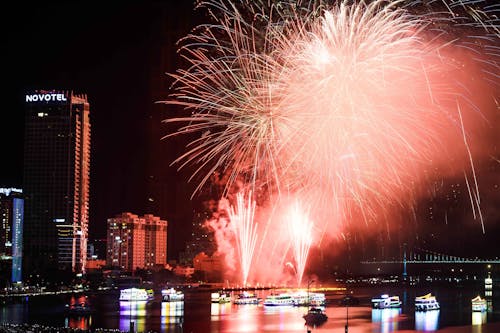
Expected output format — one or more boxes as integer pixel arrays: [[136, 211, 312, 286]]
[[162, 0, 499, 284], [287, 201, 314, 287], [228, 191, 259, 286]]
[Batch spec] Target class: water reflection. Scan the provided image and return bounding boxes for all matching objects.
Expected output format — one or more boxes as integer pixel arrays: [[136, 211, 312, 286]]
[[487, 299, 493, 313], [472, 311, 487, 326], [372, 308, 402, 333], [67, 295, 88, 307], [65, 316, 91, 330], [226, 305, 260, 332], [415, 310, 440, 331], [211, 302, 233, 320], [119, 300, 147, 333], [64, 295, 92, 330], [263, 305, 296, 314], [161, 301, 184, 331]]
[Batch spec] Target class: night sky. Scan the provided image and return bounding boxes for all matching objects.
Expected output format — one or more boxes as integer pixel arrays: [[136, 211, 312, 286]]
[[2, 1, 500, 263], [2, 1, 199, 259]]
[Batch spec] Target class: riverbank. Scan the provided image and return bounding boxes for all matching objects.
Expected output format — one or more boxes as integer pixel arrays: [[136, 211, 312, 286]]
[[0, 323, 125, 333]]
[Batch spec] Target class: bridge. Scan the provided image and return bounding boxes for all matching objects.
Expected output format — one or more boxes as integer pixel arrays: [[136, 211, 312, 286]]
[[360, 247, 500, 278], [361, 247, 500, 264]]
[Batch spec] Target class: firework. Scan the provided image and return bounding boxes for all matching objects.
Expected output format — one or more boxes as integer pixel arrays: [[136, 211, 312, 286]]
[[163, 0, 499, 284], [228, 191, 259, 286], [287, 201, 314, 287]]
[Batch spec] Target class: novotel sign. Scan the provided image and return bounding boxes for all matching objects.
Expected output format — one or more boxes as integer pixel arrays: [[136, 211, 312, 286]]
[[25, 93, 67, 103]]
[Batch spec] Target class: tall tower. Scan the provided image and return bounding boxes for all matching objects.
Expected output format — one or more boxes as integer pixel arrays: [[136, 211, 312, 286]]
[[0, 188, 24, 284], [23, 90, 90, 274]]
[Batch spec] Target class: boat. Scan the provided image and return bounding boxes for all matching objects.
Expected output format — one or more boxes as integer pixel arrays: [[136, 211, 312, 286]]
[[415, 293, 440, 311], [291, 291, 326, 306], [119, 288, 154, 301], [309, 293, 326, 306], [263, 293, 294, 306], [303, 307, 328, 326], [65, 302, 95, 316], [233, 291, 260, 305], [371, 294, 402, 309], [471, 295, 487, 312], [161, 288, 184, 302], [211, 291, 231, 303]]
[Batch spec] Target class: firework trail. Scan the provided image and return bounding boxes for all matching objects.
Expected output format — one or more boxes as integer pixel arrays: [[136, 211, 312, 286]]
[[228, 191, 258, 286], [163, 0, 499, 283], [287, 201, 314, 287]]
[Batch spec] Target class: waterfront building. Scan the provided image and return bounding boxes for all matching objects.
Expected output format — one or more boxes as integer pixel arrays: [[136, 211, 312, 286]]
[[0, 188, 24, 284], [178, 199, 217, 266], [193, 252, 224, 281], [23, 90, 91, 274], [106, 212, 168, 271]]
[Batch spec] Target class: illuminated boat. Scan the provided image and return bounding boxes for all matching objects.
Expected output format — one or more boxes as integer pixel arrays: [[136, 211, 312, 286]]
[[211, 291, 231, 303], [303, 307, 328, 326], [291, 291, 326, 306], [415, 293, 440, 311], [233, 291, 260, 305], [119, 288, 154, 301], [471, 295, 487, 312], [263, 293, 294, 306], [309, 293, 326, 306], [65, 302, 95, 316], [371, 294, 402, 309], [161, 288, 184, 302]]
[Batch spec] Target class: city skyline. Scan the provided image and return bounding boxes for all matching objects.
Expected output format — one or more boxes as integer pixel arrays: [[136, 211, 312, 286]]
[[2, 2, 197, 260], [2, 1, 500, 266]]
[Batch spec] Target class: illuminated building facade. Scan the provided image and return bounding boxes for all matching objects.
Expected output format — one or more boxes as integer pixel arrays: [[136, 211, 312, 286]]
[[106, 212, 167, 271], [0, 188, 24, 283], [23, 90, 90, 274]]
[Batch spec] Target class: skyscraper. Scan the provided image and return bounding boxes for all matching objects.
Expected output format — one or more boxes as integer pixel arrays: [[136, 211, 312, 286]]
[[23, 90, 90, 274], [106, 212, 168, 271], [0, 188, 24, 284]]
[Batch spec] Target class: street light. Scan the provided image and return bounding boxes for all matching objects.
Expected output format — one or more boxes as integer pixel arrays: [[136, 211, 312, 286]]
[[343, 292, 350, 333], [346, 302, 349, 333], [307, 279, 315, 306]]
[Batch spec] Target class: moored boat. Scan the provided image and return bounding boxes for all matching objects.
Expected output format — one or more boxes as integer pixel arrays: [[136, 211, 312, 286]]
[[291, 291, 326, 306], [371, 294, 402, 309], [65, 302, 95, 316], [263, 293, 294, 306], [161, 288, 184, 302], [303, 307, 328, 326], [415, 293, 440, 311], [211, 291, 231, 303], [233, 291, 260, 305], [471, 295, 487, 312], [119, 288, 154, 301]]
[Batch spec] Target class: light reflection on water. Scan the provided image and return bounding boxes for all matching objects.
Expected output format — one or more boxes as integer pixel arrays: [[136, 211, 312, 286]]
[[415, 310, 440, 331], [0, 287, 498, 332], [211, 302, 233, 319], [161, 301, 184, 332], [119, 300, 147, 333], [372, 308, 402, 333], [472, 311, 487, 326]]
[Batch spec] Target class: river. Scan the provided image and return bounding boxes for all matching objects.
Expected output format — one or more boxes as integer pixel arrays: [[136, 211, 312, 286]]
[[0, 284, 499, 332]]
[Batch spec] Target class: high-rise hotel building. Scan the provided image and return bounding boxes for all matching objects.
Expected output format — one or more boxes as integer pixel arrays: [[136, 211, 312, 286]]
[[106, 212, 167, 271], [23, 90, 90, 274]]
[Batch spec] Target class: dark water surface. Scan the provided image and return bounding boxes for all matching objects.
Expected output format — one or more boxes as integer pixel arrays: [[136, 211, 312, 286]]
[[1, 285, 499, 332]]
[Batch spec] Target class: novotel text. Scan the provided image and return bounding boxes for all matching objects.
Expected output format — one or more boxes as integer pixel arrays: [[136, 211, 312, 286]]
[[26, 93, 67, 102]]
